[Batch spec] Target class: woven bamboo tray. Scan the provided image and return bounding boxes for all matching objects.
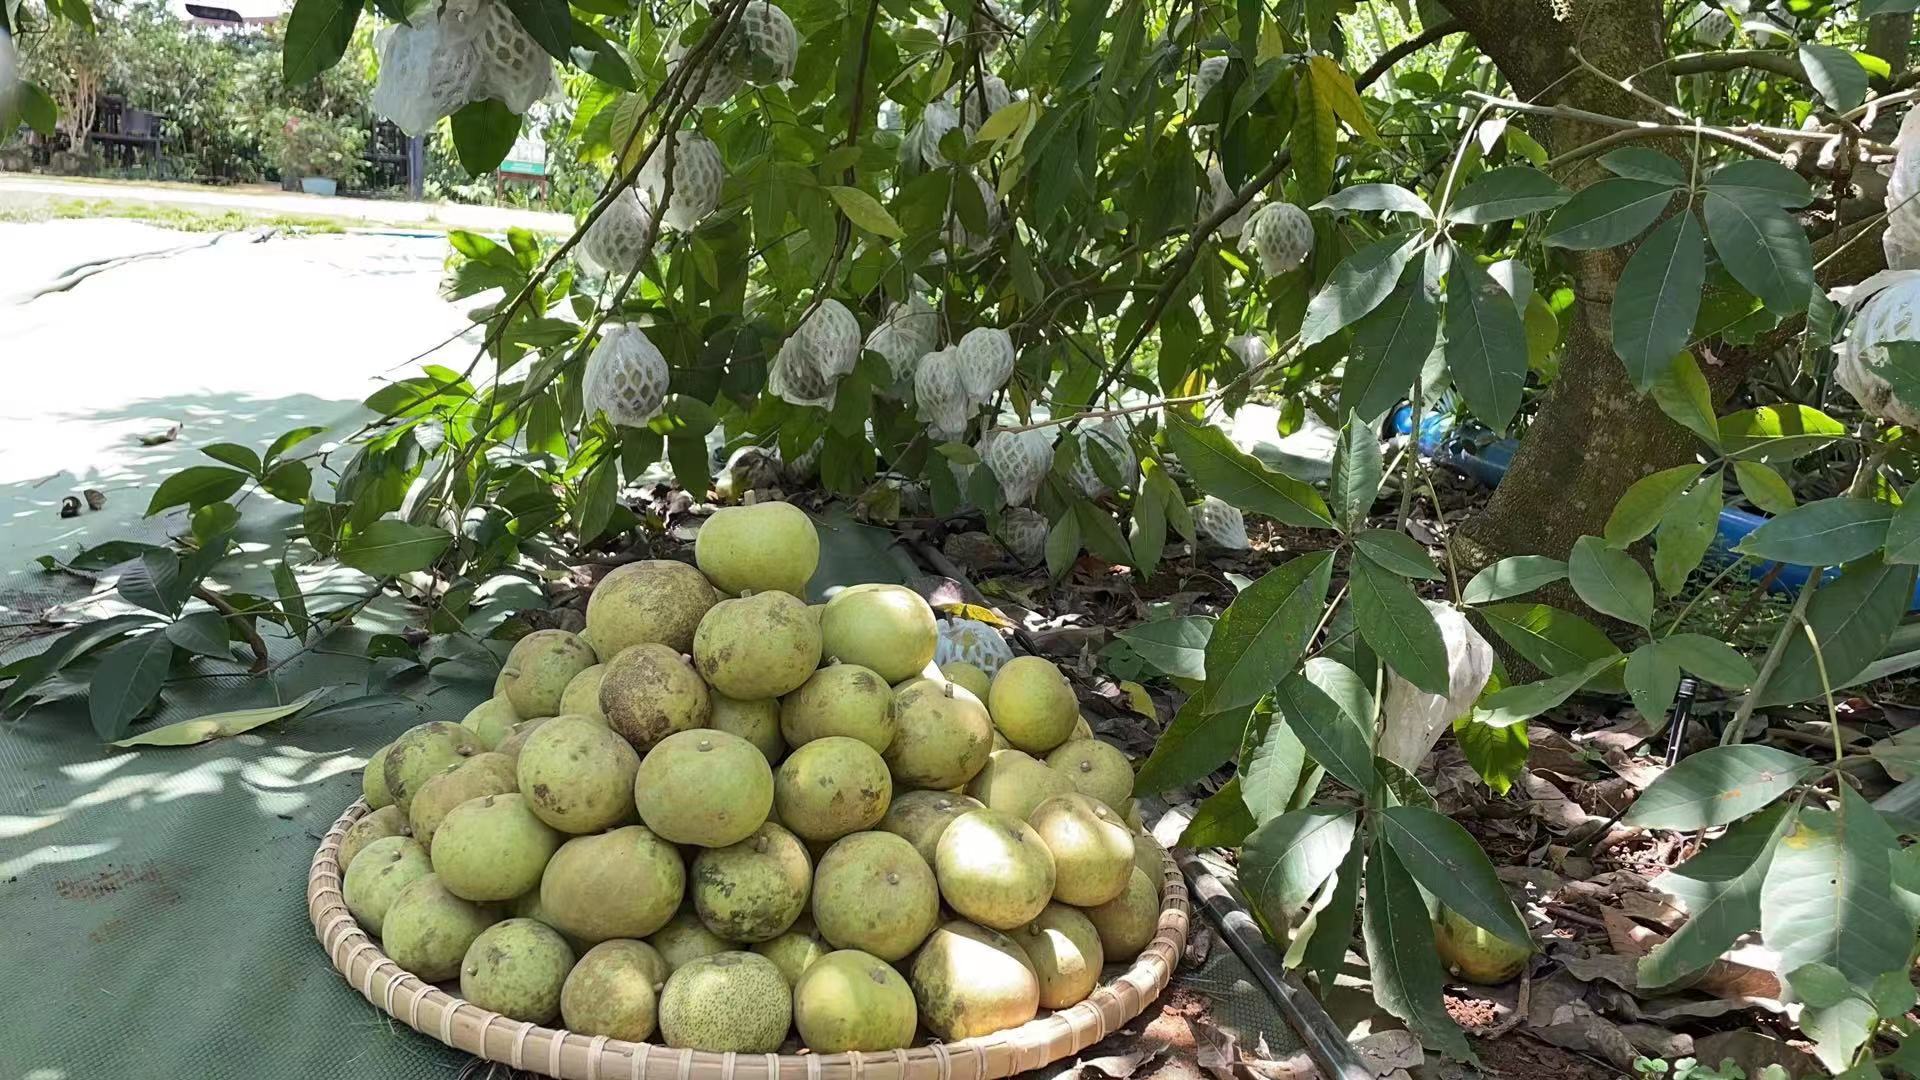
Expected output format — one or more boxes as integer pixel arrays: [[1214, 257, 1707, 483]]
[[309, 798, 1191, 1080]]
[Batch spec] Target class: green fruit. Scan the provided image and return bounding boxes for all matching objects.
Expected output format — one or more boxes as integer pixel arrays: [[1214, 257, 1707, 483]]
[[793, 949, 918, 1052], [1434, 906, 1531, 984], [461, 918, 576, 1023], [601, 642, 713, 751], [1027, 793, 1132, 906], [340, 804, 409, 875], [1044, 737, 1133, 812], [493, 717, 551, 764], [1123, 799, 1145, 832], [692, 822, 811, 942], [540, 826, 685, 943], [382, 873, 499, 982], [517, 716, 641, 834], [940, 661, 991, 700], [773, 736, 892, 843], [461, 697, 520, 749], [885, 678, 993, 790], [635, 729, 774, 847], [507, 888, 590, 954], [909, 921, 1039, 1040], [780, 663, 895, 753], [495, 630, 598, 719], [694, 590, 822, 699], [963, 749, 1073, 822], [658, 951, 793, 1052], [587, 560, 720, 657], [935, 808, 1056, 930], [562, 940, 665, 1040], [383, 722, 489, 815], [695, 502, 820, 596], [431, 792, 563, 902], [753, 917, 827, 986], [811, 831, 939, 961], [342, 835, 431, 935], [709, 693, 785, 763], [558, 665, 608, 724], [363, 744, 395, 809], [987, 657, 1079, 754], [1084, 867, 1159, 961], [650, 908, 738, 972], [818, 584, 937, 683], [1014, 903, 1104, 1009], [1133, 832, 1167, 885], [878, 790, 984, 865], [409, 752, 519, 847]]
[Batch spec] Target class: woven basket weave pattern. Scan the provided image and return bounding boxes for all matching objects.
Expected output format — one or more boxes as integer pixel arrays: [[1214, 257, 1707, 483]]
[[309, 799, 1191, 1080]]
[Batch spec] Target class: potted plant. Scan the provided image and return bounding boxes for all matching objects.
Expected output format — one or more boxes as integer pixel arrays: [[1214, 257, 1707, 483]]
[[265, 108, 365, 196]]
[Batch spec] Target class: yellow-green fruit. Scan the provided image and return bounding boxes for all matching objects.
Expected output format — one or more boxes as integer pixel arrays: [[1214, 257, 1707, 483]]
[[940, 661, 992, 700], [1434, 906, 1531, 984], [1085, 867, 1159, 961], [651, 909, 738, 972], [409, 752, 519, 847], [1070, 715, 1095, 741], [694, 591, 822, 699], [987, 657, 1079, 754], [461, 918, 576, 1023], [1015, 903, 1104, 1009], [909, 921, 1040, 1040], [517, 716, 641, 834], [658, 951, 793, 1052], [493, 718, 550, 764], [811, 831, 939, 961], [773, 736, 892, 843], [1027, 793, 1133, 906], [461, 697, 520, 749], [384, 722, 489, 815], [601, 643, 712, 752], [1124, 799, 1146, 832], [885, 678, 993, 790], [695, 501, 820, 597], [991, 730, 1010, 752], [496, 630, 598, 719], [692, 822, 811, 942], [1045, 738, 1133, 812], [753, 917, 827, 986], [343, 835, 431, 935], [540, 826, 685, 943], [780, 663, 895, 753], [382, 873, 499, 981], [431, 792, 564, 902], [879, 790, 985, 865], [562, 940, 664, 1040], [558, 665, 608, 724], [709, 693, 785, 763], [964, 749, 1073, 822], [508, 888, 591, 955], [363, 744, 395, 809], [635, 729, 774, 847], [935, 809, 1056, 930], [793, 949, 918, 1052], [818, 584, 938, 683], [1132, 833, 1167, 885], [340, 805, 409, 874], [587, 560, 720, 657]]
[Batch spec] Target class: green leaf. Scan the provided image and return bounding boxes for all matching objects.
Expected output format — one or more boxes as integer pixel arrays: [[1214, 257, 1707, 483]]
[[1352, 529, 1439, 579], [1703, 159, 1814, 209], [499, 0, 572, 58], [451, 99, 520, 175], [1599, 147, 1686, 185], [1378, 804, 1530, 946], [1651, 352, 1720, 448], [111, 690, 325, 748], [1074, 502, 1133, 565], [1788, 963, 1857, 1009], [1761, 788, 1914, 985], [1704, 190, 1815, 316], [1735, 460, 1797, 516], [1166, 416, 1333, 528], [0, 614, 158, 715], [1604, 464, 1704, 547], [1453, 713, 1530, 794], [1306, 56, 1377, 141], [17, 81, 57, 136], [1800, 42, 1870, 111], [282, 0, 359, 84], [1313, 184, 1432, 218], [1462, 556, 1567, 604], [827, 186, 904, 239], [570, 16, 636, 89], [117, 549, 184, 617], [1364, 843, 1473, 1061], [1204, 550, 1336, 711], [1625, 640, 1681, 724], [1291, 835, 1362, 986], [1045, 509, 1082, 582], [1763, 556, 1919, 705], [1612, 211, 1705, 390], [1132, 686, 1252, 793], [89, 633, 176, 741], [1341, 259, 1441, 421], [1736, 497, 1894, 566], [1625, 744, 1815, 829], [972, 98, 1032, 144], [1273, 658, 1376, 793], [1445, 166, 1570, 224], [1661, 633, 1757, 688], [1300, 231, 1421, 347], [202, 442, 262, 475], [1290, 64, 1338, 202], [1328, 411, 1383, 532], [1472, 655, 1619, 727], [1114, 616, 1213, 681], [1240, 716, 1308, 825], [667, 435, 712, 502], [1640, 803, 1794, 987], [1889, 483, 1920, 565], [146, 466, 247, 516], [574, 456, 617, 543], [336, 520, 453, 576], [1180, 778, 1258, 847], [165, 611, 232, 659], [1720, 404, 1847, 463], [1653, 470, 1724, 595], [1569, 534, 1654, 628], [1542, 178, 1675, 249], [1350, 553, 1449, 694], [1444, 253, 1530, 431], [1476, 603, 1623, 686], [1241, 808, 1360, 929]]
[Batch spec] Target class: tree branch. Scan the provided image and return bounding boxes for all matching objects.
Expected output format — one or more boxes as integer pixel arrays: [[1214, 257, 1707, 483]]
[[1648, 49, 1809, 86], [1355, 19, 1465, 90], [192, 586, 270, 674]]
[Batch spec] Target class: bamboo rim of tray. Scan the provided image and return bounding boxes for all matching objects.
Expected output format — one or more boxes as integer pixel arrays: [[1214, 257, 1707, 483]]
[[309, 798, 1191, 1080]]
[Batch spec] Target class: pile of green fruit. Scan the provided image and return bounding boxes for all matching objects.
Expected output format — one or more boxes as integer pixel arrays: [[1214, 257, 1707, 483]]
[[337, 500, 1167, 1054]]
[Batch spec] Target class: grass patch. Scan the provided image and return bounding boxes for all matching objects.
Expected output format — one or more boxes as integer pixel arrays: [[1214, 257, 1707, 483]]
[[0, 198, 347, 233]]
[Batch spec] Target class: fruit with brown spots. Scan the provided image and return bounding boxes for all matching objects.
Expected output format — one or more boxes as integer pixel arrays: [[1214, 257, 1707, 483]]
[[752, 915, 827, 985], [793, 948, 918, 1052], [461, 917, 575, 1022], [810, 831, 938, 961], [650, 908, 738, 972], [492, 717, 551, 763], [878, 790, 984, 865], [708, 692, 785, 763], [780, 662, 895, 752], [1044, 737, 1133, 812], [692, 821, 811, 942], [963, 749, 1072, 822], [562, 940, 666, 1040], [695, 501, 820, 597], [657, 951, 793, 1052], [461, 696, 520, 748], [430, 792, 563, 902], [600, 643, 712, 751], [495, 630, 599, 719], [516, 716, 641, 834], [939, 661, 991, 700], [539, 825, 685, 943], [909, 920, 1040, 1040], [558, 665, 608, 724], [1014, 903, 1104, 1009], [343, 835, 431, 934], [885, 678, 993, 790], [586, 559, 720, 657], [383, 722, 489, 815], [635, 728, 774, 847], [1027, 792, 1133, 906], [363, 744, 395, 809], [773, 736, 892, 843], [693, 590, 822, 699], [986, 656, 1079, 754], [382, 873, 499, 981], [818, 583, 938, 683], [934, 808, 1056, 930], [408, 751, 518, 847], [339, 804, 408, 874]]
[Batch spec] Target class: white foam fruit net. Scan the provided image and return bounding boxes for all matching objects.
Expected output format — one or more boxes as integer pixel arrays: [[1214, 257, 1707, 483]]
[[1885, 107, 1920, 273], [768, 299, 862, 408], [640, 130, 727, 231], [867, 295, 939, 385], [578, 188, 656, 278], [935, 618, 1016, 674], [371, 0, 557, 138], [979, 427, 1053, 507], [583, 324, 671, 427]]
